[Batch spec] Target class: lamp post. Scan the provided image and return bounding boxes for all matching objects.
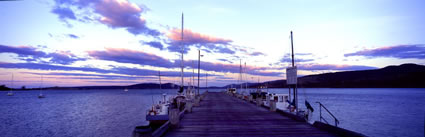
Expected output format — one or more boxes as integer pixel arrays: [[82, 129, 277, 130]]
[[251, 77, 254, 92], [197, 50, 204, 95]]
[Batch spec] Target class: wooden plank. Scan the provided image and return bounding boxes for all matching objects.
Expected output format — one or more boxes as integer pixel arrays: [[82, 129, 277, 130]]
[[164, 92, 337, 137]]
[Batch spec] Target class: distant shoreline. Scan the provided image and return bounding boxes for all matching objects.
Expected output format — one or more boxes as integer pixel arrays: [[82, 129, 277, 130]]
[[2, 63, 424, 90]]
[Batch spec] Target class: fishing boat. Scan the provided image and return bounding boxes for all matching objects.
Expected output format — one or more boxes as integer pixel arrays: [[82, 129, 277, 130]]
[[146, 71, 169, 126], [266, 93, 289, 110], [249, 86, 267, 100], [227, 88, 236, 94], [146, 93, 170, 129]]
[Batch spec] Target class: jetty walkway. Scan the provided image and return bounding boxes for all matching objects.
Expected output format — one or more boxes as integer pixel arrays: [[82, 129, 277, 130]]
[[165, 92, 336, 137]]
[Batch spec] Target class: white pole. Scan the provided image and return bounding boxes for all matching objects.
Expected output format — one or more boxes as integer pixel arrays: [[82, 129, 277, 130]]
[[180, 13, 184, 90]]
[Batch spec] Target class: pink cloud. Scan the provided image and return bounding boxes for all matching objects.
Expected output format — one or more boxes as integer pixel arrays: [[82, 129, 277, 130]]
[[167, 29, 232, 45], [166, 29, 234, 53], [52, 0, 159, 36]]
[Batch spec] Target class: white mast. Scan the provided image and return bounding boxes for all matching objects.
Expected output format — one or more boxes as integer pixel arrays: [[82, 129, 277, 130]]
[[239, 59, 242, 92], [180, 13, 184, 90], [12, 73, 13, 90], [245, 62, 247, 92], [11, 73, 13, 92], [159, 71, 162, 90], [7, 73, 14, 96], [40, 75, 43, 93], [192, 61, 195, 92]]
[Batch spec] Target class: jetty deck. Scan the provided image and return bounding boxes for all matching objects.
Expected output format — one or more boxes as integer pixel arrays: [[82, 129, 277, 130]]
[[165, 92, 337, 137]]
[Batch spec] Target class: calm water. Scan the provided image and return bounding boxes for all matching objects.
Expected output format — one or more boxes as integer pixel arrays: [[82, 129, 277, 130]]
[[1, 88, 424, 137]]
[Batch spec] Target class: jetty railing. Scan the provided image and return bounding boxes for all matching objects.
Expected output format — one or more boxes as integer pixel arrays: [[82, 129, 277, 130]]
[[316, 102, 339, 127]]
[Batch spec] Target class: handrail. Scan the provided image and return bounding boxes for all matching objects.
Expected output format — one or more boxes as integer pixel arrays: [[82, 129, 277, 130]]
[[316, 102, 339, 127]]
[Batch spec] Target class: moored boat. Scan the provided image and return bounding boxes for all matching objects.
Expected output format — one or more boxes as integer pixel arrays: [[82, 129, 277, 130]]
[[145, 93, 170, 129]]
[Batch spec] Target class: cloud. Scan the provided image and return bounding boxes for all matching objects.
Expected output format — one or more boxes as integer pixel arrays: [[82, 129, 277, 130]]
[[86, 48, 280, 76], [167, 29, 232, 46], [166, 29, 234, 54], [95, 0, 159, 36], [0, 45, 47, 57], [51, 6, 76, 20], [189, 60, 282, 76], [344, 44, 425, 59], [217, 58, 233, 63], [0, 62, 110, 73], [142, 41, 164, 50], [297, 64, 377, 71], [280, 53, 314, 63], [280, 58, 314, 63], [22, 72, 153, 80], [166, 43, 191, 54], [248, 51, 265, 56], [215, 76, 234, 80], [52, 0, 159, 36], [112, 67, 206, 77], [296, 53, 313, 56], [87, 48, 174, 68], [0, 45, 85, 65], [215, 46, 235, 54], [0, 62, 201, 78], [46, 51, 86, 65], [67, 34, 79, 39]]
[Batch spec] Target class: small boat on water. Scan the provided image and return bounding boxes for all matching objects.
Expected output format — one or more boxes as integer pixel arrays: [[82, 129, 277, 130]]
[[124, 88, 128, 92], [38, 75, 45, 99], [7, 92, 14, 96], [7, 73, 14, 96], [38, 93, 45, 98]]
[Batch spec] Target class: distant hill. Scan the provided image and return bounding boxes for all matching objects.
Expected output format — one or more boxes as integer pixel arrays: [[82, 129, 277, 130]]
[[40, 63, 425, 90], [297, 63, 425, 88], [228, 63, 425, 88], [0, 85, 11, 91]]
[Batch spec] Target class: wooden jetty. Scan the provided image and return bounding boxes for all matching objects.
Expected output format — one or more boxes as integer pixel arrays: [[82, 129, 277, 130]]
[[164, 92, 338, 137]]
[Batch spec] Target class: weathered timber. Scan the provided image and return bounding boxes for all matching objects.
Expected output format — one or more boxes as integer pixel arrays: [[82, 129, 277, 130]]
[[165, 92, 337, 137]]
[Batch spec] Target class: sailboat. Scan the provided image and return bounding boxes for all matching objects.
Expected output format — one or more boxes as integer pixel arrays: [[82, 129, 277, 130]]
[[145, 13, 186, 130], [174, 12, 187, 111], [38, 75, 45, 98], [145, 71, 170, 129], [7, 73, 14, 96]]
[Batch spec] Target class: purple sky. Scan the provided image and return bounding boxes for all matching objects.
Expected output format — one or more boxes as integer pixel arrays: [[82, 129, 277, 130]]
[[0, 0, 424, 88]]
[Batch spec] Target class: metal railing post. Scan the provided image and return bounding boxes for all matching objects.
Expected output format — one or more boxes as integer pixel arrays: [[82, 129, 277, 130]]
[[316, 102, 339, 127], [319, 103, 322, 122]]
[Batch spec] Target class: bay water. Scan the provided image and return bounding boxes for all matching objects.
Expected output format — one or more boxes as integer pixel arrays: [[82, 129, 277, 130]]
[[0, 88, 424, 137]]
